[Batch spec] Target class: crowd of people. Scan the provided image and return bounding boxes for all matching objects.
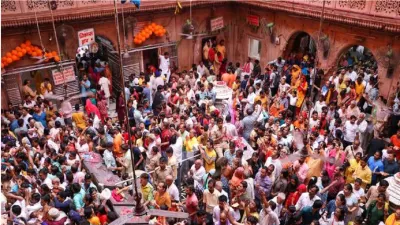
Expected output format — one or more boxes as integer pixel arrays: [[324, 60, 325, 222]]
[[2, 40, 400, 225]]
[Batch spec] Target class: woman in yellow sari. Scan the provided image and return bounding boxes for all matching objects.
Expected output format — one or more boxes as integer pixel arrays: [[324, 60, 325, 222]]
[[307, 142, 326, 181], [355, 76, 365, 102], [295, 75, 308, 115], [345, 152, 362, 183]]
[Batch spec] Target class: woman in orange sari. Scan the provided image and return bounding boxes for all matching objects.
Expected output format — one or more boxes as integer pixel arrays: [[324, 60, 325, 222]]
[[295, 75, 308, 115], [213, 52, 223, 75], [231, 167, 245, 187], [269, 98, 284, 118]]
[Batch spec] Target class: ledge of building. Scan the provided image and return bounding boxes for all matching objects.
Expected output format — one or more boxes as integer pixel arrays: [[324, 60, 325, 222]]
[[1, 0, 399, 33]]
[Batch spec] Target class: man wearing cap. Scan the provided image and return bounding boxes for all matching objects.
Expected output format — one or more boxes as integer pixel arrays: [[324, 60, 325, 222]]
[[46, 208, 70, 225]]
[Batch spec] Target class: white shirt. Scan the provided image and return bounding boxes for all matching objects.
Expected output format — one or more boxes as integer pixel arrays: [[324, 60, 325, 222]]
[[197, 65, 207, 76], [189, 165, 206, 186], [271, 196, 284, 216], [279, 83, 291, 95], [22, 114, 32, 128], [247, 92, 256, 105], [344, 121, 359, 142], [152, 76, 165, 91], [47, 139, 60, 153], [288, 93, 298, 106], [10, 199, 27, 220], [260, 207, 280, 225], [75, 140, 89, 153], [314, 101, 327, 115], [295, 192, 321, 211], [265, 157, 282, 180], [171, 137, 183, 163], [357, 120, 368, 134], [50, 127, 60, 141], [42, 175, 53, 189], [219, 189, 229, 203], [309, 118, 320, 129], [224, 123, 238, 137], [159, 55, 170, 71], [347, 71, 358, 82], [26, 202, 42, 217], [23, 101, 36, 109], [351, 185, 365, 199], [167, 183, 180, 201], [93, 115, 101, 129], [245, 178, 255, 200], [269, 72, 277, 88], [99, 77, 111, 98], [213, 205, 235, 224]]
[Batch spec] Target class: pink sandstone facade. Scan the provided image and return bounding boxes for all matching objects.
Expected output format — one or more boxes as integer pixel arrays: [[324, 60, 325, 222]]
[[1, 0, 400, 108]]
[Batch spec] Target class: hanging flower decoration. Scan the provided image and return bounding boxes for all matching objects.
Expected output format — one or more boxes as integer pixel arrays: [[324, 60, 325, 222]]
[[133, 23, 166, 45], [1, 40, 61, 69]]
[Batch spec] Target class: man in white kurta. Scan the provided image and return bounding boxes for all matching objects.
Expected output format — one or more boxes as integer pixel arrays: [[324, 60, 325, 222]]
[[159, 52, 171, 82]]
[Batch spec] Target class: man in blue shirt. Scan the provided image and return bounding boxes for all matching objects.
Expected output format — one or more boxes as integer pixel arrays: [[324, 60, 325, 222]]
[[368, 151, 384, 185], [382, 152, 399, 179], [80, 74, 91, 106], [9, 114, 19, 132]]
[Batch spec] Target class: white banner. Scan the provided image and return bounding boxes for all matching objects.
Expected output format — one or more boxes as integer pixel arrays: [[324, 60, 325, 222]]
[[52, 66, 75, 85], [78, 28, 95, 46]]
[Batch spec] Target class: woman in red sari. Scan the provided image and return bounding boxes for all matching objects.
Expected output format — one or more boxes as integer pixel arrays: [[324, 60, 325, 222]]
[[285, 184, 307, 208], [85, 99, 101, 119]]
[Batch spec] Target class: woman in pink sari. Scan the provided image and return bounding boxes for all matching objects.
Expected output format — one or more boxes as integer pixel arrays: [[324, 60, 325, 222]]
[[224, 92, 239, 124], [325, 142, 346, 179], [85, 99, 101, 119]]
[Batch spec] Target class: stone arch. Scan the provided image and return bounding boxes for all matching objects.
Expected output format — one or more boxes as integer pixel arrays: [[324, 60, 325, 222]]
[[334, 43, 378, 69], [282, 30, 317, 59], [332, 43, 398, 99]]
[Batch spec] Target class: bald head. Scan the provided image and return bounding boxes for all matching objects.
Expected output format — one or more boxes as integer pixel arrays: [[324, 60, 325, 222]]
[[166, 175, 174, 185], [195, 159, 202, 167], [215, 181, 222, 191]]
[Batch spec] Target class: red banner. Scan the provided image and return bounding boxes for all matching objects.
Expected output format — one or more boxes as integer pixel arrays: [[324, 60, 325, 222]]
[[247, 15, 259, 27]]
